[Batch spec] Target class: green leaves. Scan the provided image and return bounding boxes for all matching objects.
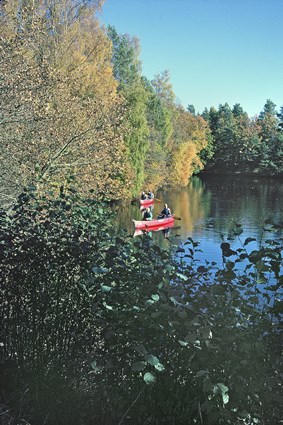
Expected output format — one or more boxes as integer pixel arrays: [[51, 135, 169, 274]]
[[206, 100, 283, 176], [144, 354, 165, 371], [221, 242, 236, 257], [151, 294, 160, 302], [144, 354, 159, 366], [244, 237, 256, 246], [92, 267, 108, 274], [131, 352, 165, 377], [222, 393, 230, 405], [143, 372, 156, 385], [90, 359, 103, 372], [196, 370, 208, 378], [103, 302, 114, 311], [178, 340, 188, 347], [1, 188, 282, 425]]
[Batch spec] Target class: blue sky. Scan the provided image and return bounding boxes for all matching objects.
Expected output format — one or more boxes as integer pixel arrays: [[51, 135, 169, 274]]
[[100, 0, 283, 117]]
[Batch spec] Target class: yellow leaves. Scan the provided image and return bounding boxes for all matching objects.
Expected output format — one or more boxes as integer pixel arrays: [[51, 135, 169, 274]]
[[0, 28, 130, 204], [164, 107, 209, 187], [168, 141, 197, 187], [52, 8, 118, 105], [1, 0, 213, 202]]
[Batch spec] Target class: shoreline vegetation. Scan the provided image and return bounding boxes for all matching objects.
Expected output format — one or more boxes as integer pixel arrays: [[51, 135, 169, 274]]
[[199, 169, 283, 179], [0, 1, 282, 424], [0, 187, 282, 424], [0, 2, 282, 209]]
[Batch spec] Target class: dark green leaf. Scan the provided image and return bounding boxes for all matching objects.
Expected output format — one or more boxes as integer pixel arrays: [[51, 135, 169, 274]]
[[143, 372, 156, 385]]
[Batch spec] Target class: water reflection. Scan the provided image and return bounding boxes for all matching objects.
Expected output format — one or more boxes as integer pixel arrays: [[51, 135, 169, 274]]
[[115, 174, 283, 264]]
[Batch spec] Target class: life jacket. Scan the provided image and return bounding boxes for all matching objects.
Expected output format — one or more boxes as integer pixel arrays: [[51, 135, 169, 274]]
[[161, 208, 170, 217], [143, 211, 152, 220]]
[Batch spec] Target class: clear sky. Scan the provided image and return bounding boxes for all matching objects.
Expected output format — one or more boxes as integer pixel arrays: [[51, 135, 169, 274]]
[[99, 0, 283, 117]]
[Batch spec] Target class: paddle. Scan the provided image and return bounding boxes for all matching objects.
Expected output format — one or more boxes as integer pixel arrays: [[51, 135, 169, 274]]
[[173, 215, 181, 220], [154, 214, 181, 220], [130, 198, 139, 204]]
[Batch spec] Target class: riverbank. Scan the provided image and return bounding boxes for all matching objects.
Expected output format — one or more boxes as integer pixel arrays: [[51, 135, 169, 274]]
[[199, 168, 283, 179]]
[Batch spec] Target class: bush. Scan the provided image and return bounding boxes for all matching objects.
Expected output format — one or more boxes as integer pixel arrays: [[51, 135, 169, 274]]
[[0, 189, 282, 424]]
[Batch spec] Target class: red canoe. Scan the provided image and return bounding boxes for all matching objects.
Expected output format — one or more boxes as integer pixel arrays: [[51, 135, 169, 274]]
[[133, 216, 174, 230], [140, 198, 154, 206], [133, 221, 175, 237]]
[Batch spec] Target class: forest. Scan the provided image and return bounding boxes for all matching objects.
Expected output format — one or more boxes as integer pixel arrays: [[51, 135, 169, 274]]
[[1, 0, 282, 209], [0, 1, 282, 425]]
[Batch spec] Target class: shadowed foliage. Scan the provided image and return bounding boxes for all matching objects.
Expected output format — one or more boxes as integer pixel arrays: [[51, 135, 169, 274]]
[[0, 188, 282, 424]]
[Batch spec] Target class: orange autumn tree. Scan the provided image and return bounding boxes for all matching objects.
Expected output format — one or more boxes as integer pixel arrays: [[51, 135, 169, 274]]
[[167, 106, 210, 186], [144, 71, 210, 188]]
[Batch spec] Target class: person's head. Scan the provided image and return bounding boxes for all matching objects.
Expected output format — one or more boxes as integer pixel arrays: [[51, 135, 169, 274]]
[[146, 208, 150, 212], [164, 203, 168, 208]]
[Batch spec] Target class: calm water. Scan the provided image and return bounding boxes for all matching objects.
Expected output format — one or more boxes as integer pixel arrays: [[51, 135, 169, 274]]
[[116, 174, 283, 265]]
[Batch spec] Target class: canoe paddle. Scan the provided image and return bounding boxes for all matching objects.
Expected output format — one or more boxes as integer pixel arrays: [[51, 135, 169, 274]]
[[154, 214, 181, 220], [130, 197, 140, 204]]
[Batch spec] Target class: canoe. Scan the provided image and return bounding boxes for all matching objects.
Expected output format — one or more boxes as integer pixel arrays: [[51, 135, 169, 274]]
[[133, 221, 175, 237], [140, 198, 154, 206], [133, 216, 174, 230]]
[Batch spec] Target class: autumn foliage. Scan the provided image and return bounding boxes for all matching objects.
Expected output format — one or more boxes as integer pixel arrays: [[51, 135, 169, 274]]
[[167, 107, 210, 186], [0, 1, 213, 205]]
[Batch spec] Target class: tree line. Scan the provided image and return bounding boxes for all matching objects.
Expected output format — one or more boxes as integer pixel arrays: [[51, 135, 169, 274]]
[[1, 0, 282, 207], [201, 100, 283, 175]]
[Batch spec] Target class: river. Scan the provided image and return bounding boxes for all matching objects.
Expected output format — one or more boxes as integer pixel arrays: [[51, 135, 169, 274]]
[[116, 174, 283, 266]]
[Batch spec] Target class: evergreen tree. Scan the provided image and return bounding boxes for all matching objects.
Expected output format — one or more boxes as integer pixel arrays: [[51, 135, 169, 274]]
[[201, 107, 210, 122], [232, 103, 247, 118], [206, 103, 259, 170], [187, 104, 196, 115], [277, 105, 283, 130], [259, 99, 277, 120], [256, 100, 282, 174]]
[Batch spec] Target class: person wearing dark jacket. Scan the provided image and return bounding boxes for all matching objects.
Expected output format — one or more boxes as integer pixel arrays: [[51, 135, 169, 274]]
[[159, 203, 171, 218], [141, 191, 147, 200], [142, 208, 153, 221]]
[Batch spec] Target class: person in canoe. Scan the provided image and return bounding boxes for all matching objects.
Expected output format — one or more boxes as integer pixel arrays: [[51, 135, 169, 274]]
[[140, 191, 147, 200], [142, 207, 153, 221], [147, 190, 154, 199], [158, 203, 171, 219]]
